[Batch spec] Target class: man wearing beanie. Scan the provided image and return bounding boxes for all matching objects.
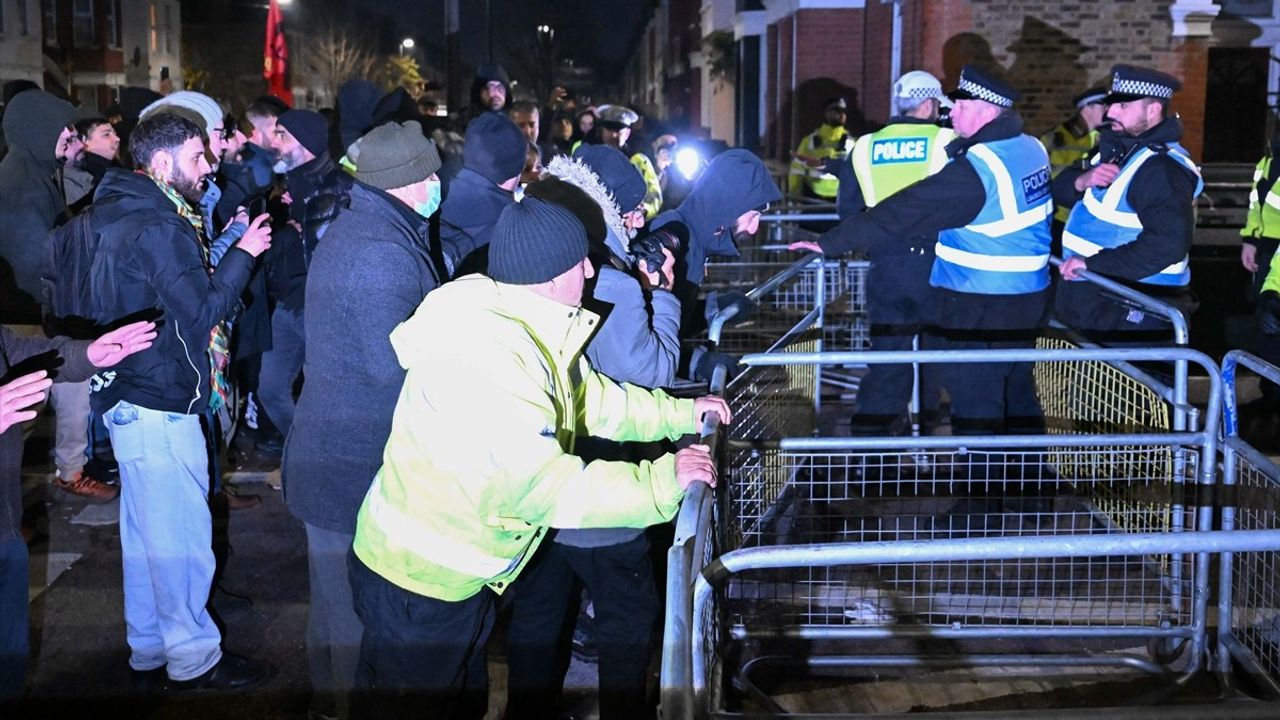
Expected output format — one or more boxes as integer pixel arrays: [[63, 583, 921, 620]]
[[348, 195, 729, 718], [284, 120, 445, 720], [246, 109, 354, 468], [507, 157, 681, 720], [439, 111, 528, 276]]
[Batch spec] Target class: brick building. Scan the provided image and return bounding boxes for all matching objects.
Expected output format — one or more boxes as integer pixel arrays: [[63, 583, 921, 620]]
[[0, 0, 181, 112], [624, 1, 1280, 166]]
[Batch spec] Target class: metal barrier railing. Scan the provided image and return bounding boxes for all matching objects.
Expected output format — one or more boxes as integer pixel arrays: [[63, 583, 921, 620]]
[[660, 346, 1238, 719], [1220, 350, 1280, 699]]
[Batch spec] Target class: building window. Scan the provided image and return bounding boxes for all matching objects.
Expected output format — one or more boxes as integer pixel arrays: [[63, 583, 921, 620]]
[[73, 0, 96, 47], [42, 0, 56, 46], [163, 2, 171, 55], [148, 2, 156, 52], [105, 0, 119, 47]]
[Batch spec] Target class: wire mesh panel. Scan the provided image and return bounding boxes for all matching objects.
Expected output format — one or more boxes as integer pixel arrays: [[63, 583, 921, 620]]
[[719, 447, 1197, 632], [1227, 446, 1280, 691], [1034, 336, 1178, 536]]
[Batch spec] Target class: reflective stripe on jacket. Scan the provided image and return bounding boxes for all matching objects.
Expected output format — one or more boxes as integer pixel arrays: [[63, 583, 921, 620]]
[[850, 124, 954, 207], [930, 134, 1053, 295], [1061, 143, 1202, 286]]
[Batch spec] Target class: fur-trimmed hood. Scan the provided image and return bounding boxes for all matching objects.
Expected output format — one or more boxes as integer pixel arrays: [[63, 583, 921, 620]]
[[546, 154, 631, 261]]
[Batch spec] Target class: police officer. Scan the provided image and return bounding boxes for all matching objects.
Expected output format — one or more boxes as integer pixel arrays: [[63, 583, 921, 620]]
[[826, 71, 954, 435], [1243, 138, 1280, 413], [1055, 65, 1202, 343], [788, 97, 853, 201], [582, 104, 664, 219], [793, 65, 1053, 435], [1041, 87, 1108, 245]]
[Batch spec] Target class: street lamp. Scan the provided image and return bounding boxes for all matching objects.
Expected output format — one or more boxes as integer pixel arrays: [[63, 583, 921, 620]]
[[400, 37, 415, 56], [536, 24, 555, 40]]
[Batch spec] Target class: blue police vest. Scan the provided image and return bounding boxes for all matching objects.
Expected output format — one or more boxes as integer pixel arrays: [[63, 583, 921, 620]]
[[930, 135, 1053, 295], [1061, 143, 1202, 286]]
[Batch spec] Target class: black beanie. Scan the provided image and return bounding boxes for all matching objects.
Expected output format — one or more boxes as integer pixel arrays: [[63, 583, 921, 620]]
[[463, 111, 527, 184], [278, 109, 329, 158], [573, 144, 647, 214], [489, 196, 589, 285]]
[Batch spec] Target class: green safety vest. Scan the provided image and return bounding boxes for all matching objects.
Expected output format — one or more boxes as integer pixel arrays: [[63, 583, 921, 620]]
[[1040, 121, 1099, 224], [1244, 154, 1280, 241], [789, 124, 852, 199], [849, 123, 954, 207]]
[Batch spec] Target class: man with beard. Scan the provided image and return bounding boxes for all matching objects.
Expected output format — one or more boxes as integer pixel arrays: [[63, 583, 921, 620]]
[[792, 65, 1053, 436], [1055, 65, 1202, 343], [788, 97, 853, 201], [250, 109, 353, 467], [88, 112, 273, 691]]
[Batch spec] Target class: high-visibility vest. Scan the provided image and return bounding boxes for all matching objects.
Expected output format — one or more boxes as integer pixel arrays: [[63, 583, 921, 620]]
[[1041, 121, 1099, 223], [1243, 154, 1280, 241], [850, 123, 955, 207], [930, 134, 1053, 295], [788, 124, 851, 199], [1061, 142, 1202, 287]]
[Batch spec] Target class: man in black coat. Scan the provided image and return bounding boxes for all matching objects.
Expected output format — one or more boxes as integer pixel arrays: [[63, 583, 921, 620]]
[[282, 121, 447, 720], [253, 110, 354, 457], [88, 113, 273, 692], [439, 111, 527, 276], [1054, 65, 1201, 343]]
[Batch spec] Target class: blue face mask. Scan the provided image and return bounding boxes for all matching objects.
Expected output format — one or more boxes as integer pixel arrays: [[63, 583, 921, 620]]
[[413, 181, 442, 219]]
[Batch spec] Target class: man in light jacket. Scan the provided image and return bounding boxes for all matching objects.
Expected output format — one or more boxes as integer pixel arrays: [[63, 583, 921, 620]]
[[348, 195, 729, 719]]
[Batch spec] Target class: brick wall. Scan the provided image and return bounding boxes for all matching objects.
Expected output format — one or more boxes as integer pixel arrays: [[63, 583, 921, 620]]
[[909, 0, 1208, 158]]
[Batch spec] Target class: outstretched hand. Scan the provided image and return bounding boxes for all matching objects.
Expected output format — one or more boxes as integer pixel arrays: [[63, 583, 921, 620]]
[[87, 321, 158, 368], [0, 370, 52, 434], [788, 241, 823, 254]]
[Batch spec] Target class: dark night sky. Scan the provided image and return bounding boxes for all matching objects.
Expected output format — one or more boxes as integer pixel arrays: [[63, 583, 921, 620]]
[[345, 0, 650, 82]]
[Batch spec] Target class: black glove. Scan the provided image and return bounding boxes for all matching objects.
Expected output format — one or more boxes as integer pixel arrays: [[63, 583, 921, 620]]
[[704, 290, 756, 327], [692, 348, 743, 384], [1258, 291, 1280, 335]]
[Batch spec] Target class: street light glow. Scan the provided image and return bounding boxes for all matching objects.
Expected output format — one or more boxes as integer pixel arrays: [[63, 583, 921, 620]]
[[401, 38, 415, 49]]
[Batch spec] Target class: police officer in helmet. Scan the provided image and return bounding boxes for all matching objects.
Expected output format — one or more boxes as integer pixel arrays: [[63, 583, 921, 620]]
[[1055, 65, 1202, 344], [793, 65, 1053, 436], [825, 70, 954, 436]]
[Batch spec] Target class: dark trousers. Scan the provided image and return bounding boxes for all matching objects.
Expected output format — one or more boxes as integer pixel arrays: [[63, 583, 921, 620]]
[[506, 535, 659, 720], [257, 306, 304, 437], [0, 537, 29, 701], [934, 331, 1044, 436], [1252, 238, 1280, 405], [851, 326, 941, 435], [348, 551, 495, 720]]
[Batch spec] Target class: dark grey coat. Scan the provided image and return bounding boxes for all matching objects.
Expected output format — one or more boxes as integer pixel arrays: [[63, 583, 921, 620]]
[[282, 182, 446, 534]]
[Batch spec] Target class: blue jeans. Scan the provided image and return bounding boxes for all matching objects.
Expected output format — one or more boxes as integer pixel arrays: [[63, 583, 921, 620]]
[[103, 400, 222, 681], [0, 537, 28, 701]]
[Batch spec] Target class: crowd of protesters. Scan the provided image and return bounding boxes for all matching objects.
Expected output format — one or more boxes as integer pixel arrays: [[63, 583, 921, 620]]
[[0, 63, 773, 720]]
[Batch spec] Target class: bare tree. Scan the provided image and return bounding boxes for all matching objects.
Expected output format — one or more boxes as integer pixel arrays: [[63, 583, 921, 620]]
[[298, 22, 381, 100]]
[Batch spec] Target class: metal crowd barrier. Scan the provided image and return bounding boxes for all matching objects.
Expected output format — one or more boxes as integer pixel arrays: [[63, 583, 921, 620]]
[[1220, 350, 1280, 699], [659, 347, 1280, 718]]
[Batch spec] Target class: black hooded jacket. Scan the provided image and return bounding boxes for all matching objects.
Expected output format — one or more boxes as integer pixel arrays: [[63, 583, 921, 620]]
[[645, 148, 782, 332], [87, 169, 256, 415], [0, 91, 79, 323], [817, 111, 1051, 331], [458, 64, 512, 130]]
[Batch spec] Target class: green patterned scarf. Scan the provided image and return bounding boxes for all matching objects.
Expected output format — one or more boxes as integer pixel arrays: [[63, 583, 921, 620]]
[[143, 170, 232, 413]]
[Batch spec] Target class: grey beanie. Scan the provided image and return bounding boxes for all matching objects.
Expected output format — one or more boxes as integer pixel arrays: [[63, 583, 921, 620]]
[[489, 196, 589, 285], [354, 121, 442, 190]]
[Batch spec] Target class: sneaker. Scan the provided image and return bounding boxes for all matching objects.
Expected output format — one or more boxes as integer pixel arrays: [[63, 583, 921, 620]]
[[53, 470, 119, 503], [130, 666, 167, 695], [168, 653, 271, 693], [570, 623, 598, 664]]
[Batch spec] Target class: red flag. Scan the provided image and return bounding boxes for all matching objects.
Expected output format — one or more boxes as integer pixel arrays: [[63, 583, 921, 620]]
[[263, 0, 293, 106]]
